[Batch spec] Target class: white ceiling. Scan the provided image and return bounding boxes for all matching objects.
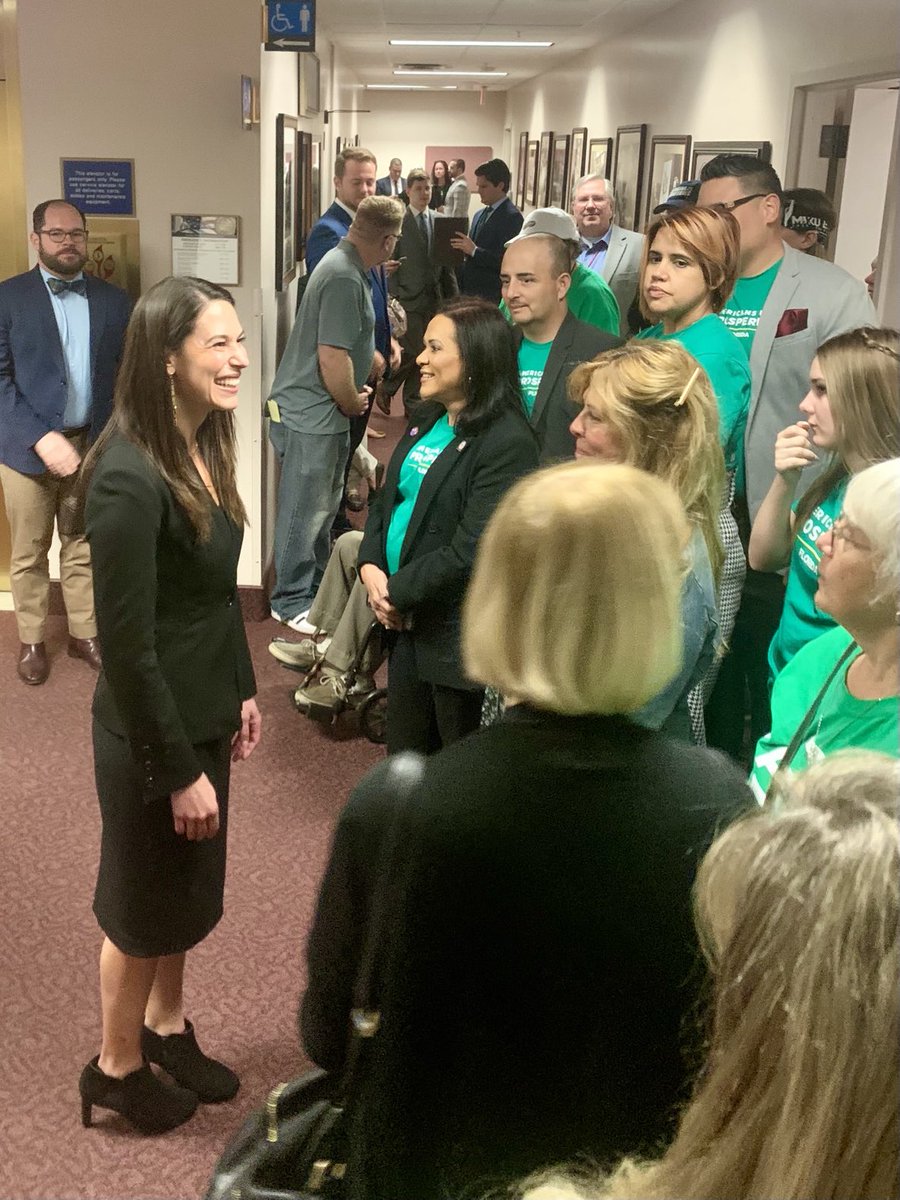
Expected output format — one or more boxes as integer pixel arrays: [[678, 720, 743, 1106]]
[[320, 0, 683, 91]]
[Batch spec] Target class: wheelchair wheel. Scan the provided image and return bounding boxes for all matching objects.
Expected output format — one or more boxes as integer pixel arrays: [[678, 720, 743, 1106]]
[[358, 688, 388, 744]]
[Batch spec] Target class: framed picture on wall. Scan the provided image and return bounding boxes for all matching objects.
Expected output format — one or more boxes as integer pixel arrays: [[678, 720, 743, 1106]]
[[587, 137, 612, 180], [612, 123, 647, 232], [525, 140, 539, 206], [644, 134, 692, 225], [296, 130, 314, 257], [537, 131, 553, 207], [568, 126, 588, 203], [690, 140, 772, 178], [275, 113, 298, 291], [515, 131, 529, 208], [311, 136, 323, 228], [299, 53, 321, 116], [548, 133, 571, 210]]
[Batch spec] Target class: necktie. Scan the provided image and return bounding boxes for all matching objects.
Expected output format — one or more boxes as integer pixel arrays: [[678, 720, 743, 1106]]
[[477, 206, 492, 236], [46, 276, 87, 295], [417, 210, 429, 249]]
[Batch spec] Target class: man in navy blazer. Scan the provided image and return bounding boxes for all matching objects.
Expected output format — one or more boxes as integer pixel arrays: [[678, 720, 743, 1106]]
[[375, 158, 404, 199], [0, 199, 130, 684], [452, 158, 523, 304]]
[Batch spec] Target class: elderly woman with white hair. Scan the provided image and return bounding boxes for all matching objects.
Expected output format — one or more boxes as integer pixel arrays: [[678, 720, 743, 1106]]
[[749, 456, 900, 800], [300, 461, 750, 1200]]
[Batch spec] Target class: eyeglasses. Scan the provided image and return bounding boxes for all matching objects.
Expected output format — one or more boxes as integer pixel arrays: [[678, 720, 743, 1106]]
[[830, 515, 871, 552], [706, 193, 768, 214], [39, 228, 88, 244]]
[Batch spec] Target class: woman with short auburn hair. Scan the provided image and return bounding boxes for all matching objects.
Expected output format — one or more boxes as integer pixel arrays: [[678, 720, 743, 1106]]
[[636, 205, 750, 733], [567, 339, 724, 742], [300, 461, 751, 1200], [520, 750, 900, 1200]]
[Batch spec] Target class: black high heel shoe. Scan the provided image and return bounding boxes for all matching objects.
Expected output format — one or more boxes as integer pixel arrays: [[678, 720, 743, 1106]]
[[142, 1019, 239, 1103], [79, 1055, 198, 1134]]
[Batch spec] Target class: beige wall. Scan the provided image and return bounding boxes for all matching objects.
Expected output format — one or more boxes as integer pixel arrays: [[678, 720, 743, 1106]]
[[16, 0, 264, 582], [504, 0, 899, 210]]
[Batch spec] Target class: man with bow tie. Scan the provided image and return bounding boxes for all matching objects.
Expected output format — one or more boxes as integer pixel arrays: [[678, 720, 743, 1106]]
[[0, 199, 130, 685]]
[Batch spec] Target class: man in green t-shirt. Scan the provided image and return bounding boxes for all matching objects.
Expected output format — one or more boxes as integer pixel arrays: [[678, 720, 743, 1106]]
[[500, 222, 620, 460], [697, 155, 876, 761]]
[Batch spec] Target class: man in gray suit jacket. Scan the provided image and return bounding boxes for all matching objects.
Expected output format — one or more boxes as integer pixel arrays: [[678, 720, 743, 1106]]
[[571, 174, 644, 336], [385, 169, 458, 408], [500, 231, 620, 459], [698, 154, 875, 758]]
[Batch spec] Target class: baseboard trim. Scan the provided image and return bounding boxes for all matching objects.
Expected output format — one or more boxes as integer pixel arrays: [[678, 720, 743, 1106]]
[[47, 582, 272, 622]]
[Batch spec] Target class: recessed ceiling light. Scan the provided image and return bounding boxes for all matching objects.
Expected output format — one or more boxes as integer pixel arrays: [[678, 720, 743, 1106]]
[[366, 83, 459, 90], [393, 69, 509, 77], [389, 39, 553, 48]]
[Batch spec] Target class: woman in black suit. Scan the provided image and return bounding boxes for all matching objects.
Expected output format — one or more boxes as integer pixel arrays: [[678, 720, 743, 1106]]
[[357, 294, 538, 754], [78, 277, 261, 1134], [301, 462, 751, 1199]]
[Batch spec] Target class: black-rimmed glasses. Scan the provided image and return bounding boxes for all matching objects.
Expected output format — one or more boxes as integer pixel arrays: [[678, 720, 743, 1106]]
[[39, 228, 88, 244], [706, 193, 768, 214]]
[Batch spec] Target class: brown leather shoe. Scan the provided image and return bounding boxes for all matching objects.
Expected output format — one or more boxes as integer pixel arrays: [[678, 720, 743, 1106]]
[[68, 636, 102, 671], [18, 642, 49, 686]]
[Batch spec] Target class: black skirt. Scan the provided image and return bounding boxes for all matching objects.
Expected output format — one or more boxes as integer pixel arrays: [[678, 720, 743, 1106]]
[[92, 721, 231, 957]]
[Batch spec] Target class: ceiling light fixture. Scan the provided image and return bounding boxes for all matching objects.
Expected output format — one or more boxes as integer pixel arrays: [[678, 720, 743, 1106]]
[[366, 83, 458, 90], [393, 69, 509, 77], [389, 39, 553, 48]]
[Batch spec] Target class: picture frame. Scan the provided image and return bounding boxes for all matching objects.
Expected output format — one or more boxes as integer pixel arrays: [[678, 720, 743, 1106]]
[[310, 135, 323, 229], [84, 217, 141, 300], [170, 214, 240, 286], [296, 130, 314, 257], [275, 113, 298, 291], [612, 123, 647, 232], [690, 140, 772, 179], [587, 137, 612, 180], [537, 131, 553, 208], [568, 126, 588, 206], [644, 134, 693, 225], [525, 140, 539, 206], [548, 133, 571, 210], [515, 131, 529, 209], [299, 53, 321, 117]]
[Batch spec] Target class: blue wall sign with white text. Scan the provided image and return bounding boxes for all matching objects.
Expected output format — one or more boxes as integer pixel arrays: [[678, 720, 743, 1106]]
[[61, 159, 135, 216]]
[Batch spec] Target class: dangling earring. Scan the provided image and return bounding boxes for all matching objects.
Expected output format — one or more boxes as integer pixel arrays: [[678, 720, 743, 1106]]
[[169, 374, 177, 419]]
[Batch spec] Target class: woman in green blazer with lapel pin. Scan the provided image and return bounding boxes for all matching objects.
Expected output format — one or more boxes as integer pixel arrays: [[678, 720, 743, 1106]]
[[78, 276, 261, 1134], [358, 295, 539, 754]]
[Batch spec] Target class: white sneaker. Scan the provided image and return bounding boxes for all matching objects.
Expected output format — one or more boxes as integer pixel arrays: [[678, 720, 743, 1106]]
[[271, 608, 318, 635]]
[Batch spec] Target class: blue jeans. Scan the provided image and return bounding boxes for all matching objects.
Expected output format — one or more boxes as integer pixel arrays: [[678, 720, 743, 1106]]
[[269, 422, 349, 620]]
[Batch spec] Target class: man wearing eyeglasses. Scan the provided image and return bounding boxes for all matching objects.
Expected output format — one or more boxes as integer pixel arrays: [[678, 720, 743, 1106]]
[[696, 156, 875, 762], [0, 199, 130, 685]]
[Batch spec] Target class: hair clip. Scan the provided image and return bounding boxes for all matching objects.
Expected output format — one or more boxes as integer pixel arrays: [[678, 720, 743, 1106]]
[[674, 365, 701, 406]]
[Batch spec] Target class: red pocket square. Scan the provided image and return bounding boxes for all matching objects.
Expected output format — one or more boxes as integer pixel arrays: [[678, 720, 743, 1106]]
[[775, 308, 809, 337]]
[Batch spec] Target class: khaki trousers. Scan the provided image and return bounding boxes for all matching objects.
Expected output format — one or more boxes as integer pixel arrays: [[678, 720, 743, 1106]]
[[307, 531, 381, 674], [0, 430, 96, 643]]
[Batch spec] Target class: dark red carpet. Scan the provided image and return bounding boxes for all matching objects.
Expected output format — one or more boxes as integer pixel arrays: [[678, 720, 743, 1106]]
[[0, 578, 385, 1198]]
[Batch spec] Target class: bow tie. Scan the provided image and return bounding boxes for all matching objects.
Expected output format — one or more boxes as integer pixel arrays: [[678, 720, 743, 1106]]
[[46, 276, 87, 295]]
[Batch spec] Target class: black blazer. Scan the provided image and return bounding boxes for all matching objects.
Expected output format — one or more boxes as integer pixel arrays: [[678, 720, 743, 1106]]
[[301, 706, 752, 1199], [458, 196, 524, 303], [515, 310, 622, 461], [85, 435, 256, 799], [0, 266, 130, 474], [388, 206, 457, 316], [358, 403, 539, 689]]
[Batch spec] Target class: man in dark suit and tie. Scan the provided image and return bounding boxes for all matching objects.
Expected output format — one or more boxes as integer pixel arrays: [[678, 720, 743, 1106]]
[[376, 158, 405, 199], [0, 199, 130, 684], [384, 168, 458, 411], [452, 158, 523, 303]]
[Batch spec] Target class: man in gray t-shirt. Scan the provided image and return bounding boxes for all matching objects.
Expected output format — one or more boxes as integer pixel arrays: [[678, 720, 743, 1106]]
[[268, 196, 403, 630]]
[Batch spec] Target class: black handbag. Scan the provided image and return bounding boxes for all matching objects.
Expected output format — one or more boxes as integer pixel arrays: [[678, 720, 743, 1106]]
[[204, 752, 426, 1200]]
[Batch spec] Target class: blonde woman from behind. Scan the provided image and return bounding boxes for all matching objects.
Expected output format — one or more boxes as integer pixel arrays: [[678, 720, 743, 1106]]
[[521, 750, 900, 1200]]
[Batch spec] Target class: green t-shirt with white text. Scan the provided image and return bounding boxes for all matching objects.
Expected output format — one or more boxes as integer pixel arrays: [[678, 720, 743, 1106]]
[[517, 338, 554, 417], [719, 258, 782, 354], [385, 414, 456, 574]]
